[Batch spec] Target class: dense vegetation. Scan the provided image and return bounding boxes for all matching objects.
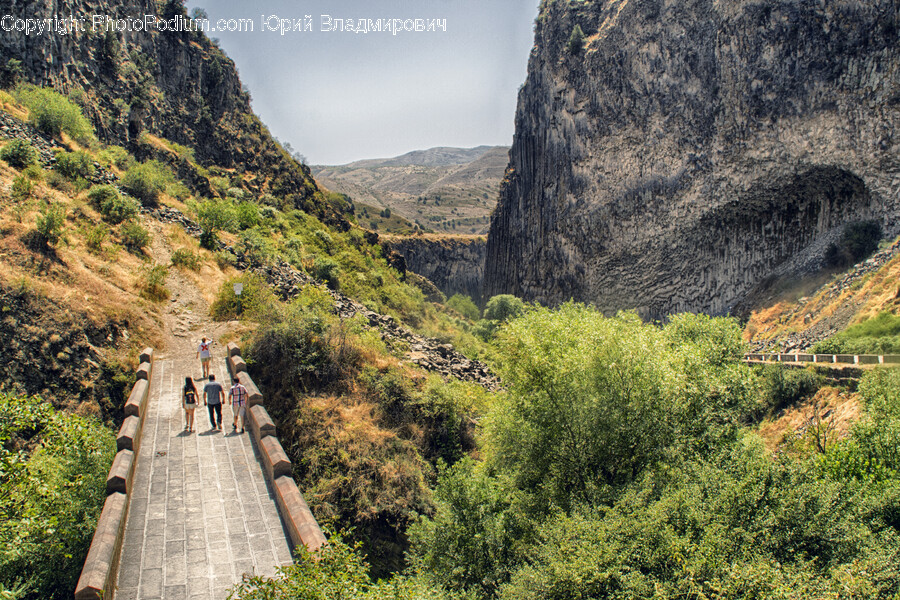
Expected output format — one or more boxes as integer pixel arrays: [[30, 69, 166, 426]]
[[233, 305, 900, 599], [814, 311, 900, 355], [0, 393, 116, 599]]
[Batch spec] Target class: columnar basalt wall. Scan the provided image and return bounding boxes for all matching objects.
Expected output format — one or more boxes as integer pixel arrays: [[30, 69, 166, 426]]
[[485, 0, 900, 318], [386, 235, 486, 303]]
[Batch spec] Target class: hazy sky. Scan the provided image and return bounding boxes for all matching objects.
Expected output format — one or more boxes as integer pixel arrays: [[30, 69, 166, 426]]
[[182, 1, 539, 165]]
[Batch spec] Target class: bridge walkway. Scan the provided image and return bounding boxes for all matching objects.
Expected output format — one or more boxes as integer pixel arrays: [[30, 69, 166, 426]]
[[114, 354, 293, 600]]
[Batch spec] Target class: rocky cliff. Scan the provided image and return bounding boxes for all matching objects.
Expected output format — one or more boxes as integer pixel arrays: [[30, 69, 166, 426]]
[[0, 0, 324, 212], [485, 0, 900, 317], [384, 235, 486, 302]]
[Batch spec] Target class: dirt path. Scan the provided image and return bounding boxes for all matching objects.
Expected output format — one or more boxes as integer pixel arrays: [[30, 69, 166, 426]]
[[145, 219, 235, 363]]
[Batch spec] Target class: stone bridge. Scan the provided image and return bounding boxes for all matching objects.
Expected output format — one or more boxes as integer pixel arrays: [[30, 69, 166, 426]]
[[74, 346, 324, 600]]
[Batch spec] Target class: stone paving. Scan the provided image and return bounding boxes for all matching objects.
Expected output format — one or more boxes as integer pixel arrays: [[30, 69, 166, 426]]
[[115, 356, 293, 600]]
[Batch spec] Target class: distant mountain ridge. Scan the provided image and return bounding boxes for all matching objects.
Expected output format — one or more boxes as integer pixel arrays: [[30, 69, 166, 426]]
[[319, 146, 503, 170], [313, 146, 508, 235]]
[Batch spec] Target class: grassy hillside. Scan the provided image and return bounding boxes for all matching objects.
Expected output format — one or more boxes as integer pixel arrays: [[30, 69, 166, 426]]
[[745, 236, 900, 352]]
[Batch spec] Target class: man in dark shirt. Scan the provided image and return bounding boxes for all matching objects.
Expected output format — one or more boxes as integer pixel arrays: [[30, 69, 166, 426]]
[[203, 373, 225, 430]]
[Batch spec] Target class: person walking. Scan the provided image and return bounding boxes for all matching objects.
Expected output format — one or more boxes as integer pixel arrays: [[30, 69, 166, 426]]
[[204, 373, 224, 430], [197, 337, 212, 379], [183, 376, 198, 433], [229, 377, 249, 434]]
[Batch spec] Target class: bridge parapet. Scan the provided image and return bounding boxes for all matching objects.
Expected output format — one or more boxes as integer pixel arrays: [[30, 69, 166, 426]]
[[227, 344, 327, 554], [75, 350, 155, 600]]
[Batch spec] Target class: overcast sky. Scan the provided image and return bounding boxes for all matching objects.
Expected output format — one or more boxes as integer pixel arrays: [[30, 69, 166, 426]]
[[182, 0, 539, 165]]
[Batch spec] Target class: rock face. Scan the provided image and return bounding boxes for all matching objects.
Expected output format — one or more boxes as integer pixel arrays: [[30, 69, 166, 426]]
[[485, 0, 900, 318], [0, 0, 322, 210], [384, 235, 486, 303]]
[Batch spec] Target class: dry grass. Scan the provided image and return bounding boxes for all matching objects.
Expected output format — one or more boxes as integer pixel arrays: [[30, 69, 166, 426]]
[[757, 386, 861, 453], [0, 93, 28, 120], [0, 162, 167, 354], [746, 243, 900, 343]]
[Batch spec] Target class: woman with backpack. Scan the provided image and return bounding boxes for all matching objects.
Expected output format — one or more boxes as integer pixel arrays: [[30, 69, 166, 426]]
[[183, 376, 199, 432]]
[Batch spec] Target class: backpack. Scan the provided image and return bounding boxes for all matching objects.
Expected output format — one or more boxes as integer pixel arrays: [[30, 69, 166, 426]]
[[184, 389, 196, 404]]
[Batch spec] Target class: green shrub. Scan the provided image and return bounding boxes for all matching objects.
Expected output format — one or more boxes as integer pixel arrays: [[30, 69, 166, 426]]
[[22, 164, 43, 181], [409, 458, 531, 598], [99, 145, 134, 170], [813, 312, 900, 355], [446, 293, 480, 321], [0, 392, 116, 599], [170, 248, 201, 271], [102, 194, 138, 224], [237, 228, 271, 265], [314, 229, 335, 254], [88, 185, 139, 224], [10, 175, 34, 202], [757, 365, 819, 414], [235, 201, 260, 229], [53, 150, 95, 181], [0, 139, 37, 168], [120, 160, 173, 206], [86, 184, 117, 208], [487, 304, 756, 509], [35, 203, 65, 247], [566, 23, 585, 54], [313, 256, 340, 289], [210, 274, 277, 321], [85, 224, 108, 252], [120, 221, 149, 251], [197, 199, 236, 249], [13, 84, 94, 143], [228, 535, 457, 600], [141, 263, 169, 300], [214, 250, 237, 269]]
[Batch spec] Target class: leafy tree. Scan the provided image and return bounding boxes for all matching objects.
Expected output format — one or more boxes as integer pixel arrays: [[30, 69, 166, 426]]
[[197, 199, 236, 249], [566, 24, 585, 54], [447, 293, 480, 321], [1, 58, 23, 87], [408, 459, 531, 598], [486, 304, 757, 510], [482, 294, 524, 322]]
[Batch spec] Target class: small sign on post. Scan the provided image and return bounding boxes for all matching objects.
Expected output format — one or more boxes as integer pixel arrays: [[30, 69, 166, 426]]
[[234, 282, 244, 315]]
